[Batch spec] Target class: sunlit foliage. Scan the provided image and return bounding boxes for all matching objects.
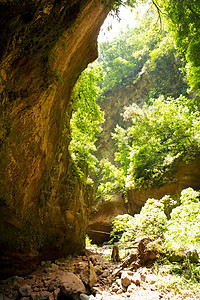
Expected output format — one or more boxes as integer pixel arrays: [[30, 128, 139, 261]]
[[110, 187, 200, 291], [98, 7, 188, 98], [69, 63, 104, 174], [115, 95, 200, 188]]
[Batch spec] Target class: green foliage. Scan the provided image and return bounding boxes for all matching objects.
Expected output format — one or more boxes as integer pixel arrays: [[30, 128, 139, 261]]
[[111, 187, 200, 256], [110, 214, 135, 241], [164, 188, 200, 251], [98, 8, 188, 99], [114, 95, 200, 188], [102, 0, 137, 14], [112, 125, 131, 173], [98, 15, 160, 93], [148, 36, 188, 98], [154, 0, 200, 94], [69, 62, 104, 174], [96, 158, 125, 200], [110, 197, 168, 243]]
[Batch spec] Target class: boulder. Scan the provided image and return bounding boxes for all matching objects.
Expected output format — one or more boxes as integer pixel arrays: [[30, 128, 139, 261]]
[[60, 272, 87, 299], [18, 284, 32, 297], [121, 272, 132, 288]]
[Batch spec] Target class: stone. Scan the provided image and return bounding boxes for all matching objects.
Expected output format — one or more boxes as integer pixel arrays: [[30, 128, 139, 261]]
[[37, 291, 50, 300], [95, 295, 102, 300], [89, 256, 97, 266], [111, 284, 119, 292], [80, 294, 90, 300], [48, 280, 57, 292], [60, 272, 87, 299], [88, 194, 128, 245], [121, 271, 132, 288], [132, 273, 141, 286], [90, 287, 103, 295], [18, 285, 32, 297], [115, 279, 121, 287], [75, 261, 89, 285], [89, 261, 97, 287], [127, 283, 137, 293], [51, 264, 59, 272], [53, 288, 60, 300], [94, 266, 103, 275]]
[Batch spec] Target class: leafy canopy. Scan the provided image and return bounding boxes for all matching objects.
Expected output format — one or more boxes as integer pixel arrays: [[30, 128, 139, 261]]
[[69, 63, 104, 174], [115, 95, 200, 189], [98, 7, 188, 99]]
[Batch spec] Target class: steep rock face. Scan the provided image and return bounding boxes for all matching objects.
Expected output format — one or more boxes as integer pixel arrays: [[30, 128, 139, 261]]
[[97, 72, 151, 163], [0, 0, 108, 275], [127, 157, 200, 214]]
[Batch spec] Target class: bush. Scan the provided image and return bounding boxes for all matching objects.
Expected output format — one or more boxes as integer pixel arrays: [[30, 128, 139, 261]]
[[110, 188, 200, 256], [164, 188, 200, 252]]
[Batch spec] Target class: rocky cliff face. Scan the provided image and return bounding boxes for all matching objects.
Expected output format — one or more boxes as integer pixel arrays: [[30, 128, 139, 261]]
[[0, 0, 108, 275], [97, 72, 151, 164], [127, 157, 200, 214]]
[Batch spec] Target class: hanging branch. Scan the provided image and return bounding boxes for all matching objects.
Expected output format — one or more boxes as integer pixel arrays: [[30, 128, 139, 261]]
[[152, 0, 162, 30]]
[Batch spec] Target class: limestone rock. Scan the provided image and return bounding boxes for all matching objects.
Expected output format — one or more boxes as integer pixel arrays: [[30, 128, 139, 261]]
[[127, 158, 200, 215], [48, 279, 57, 292], [60, 272, 87, 299], [89, 261, 97, 287], [121, 272, 132, 288], [79, 294, 91, 300]]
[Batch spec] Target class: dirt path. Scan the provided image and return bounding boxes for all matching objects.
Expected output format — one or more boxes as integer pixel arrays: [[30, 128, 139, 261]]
[[0, 244, 199, 300]]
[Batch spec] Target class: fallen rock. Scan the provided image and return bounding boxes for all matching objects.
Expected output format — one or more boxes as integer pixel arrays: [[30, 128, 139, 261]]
[[18, 285, 32, 297], [60, 272, 87, 299], [89, 262, 97, 287], [48, 280, 57, 292], [121, 272, 132, 288], [132, 273, 141, 286], [127, 283, 137, 293], [111, 284, 119, 292], [75, 261, 89, 286]]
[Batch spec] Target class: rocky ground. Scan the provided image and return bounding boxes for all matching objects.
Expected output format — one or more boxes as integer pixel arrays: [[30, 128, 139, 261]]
[[0, 243, 200, 300]]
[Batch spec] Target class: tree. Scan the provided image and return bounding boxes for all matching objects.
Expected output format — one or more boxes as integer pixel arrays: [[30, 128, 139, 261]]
[[69, 62, 104, 175], [114, 95, 200, 188]]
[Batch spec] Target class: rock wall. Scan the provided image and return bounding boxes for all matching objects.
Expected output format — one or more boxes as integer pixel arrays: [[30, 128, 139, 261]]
[[88, 193, 128, 244], [97, 72, 151, 164], [127, 157, 200, 214], [0, 0, 109, 275]]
